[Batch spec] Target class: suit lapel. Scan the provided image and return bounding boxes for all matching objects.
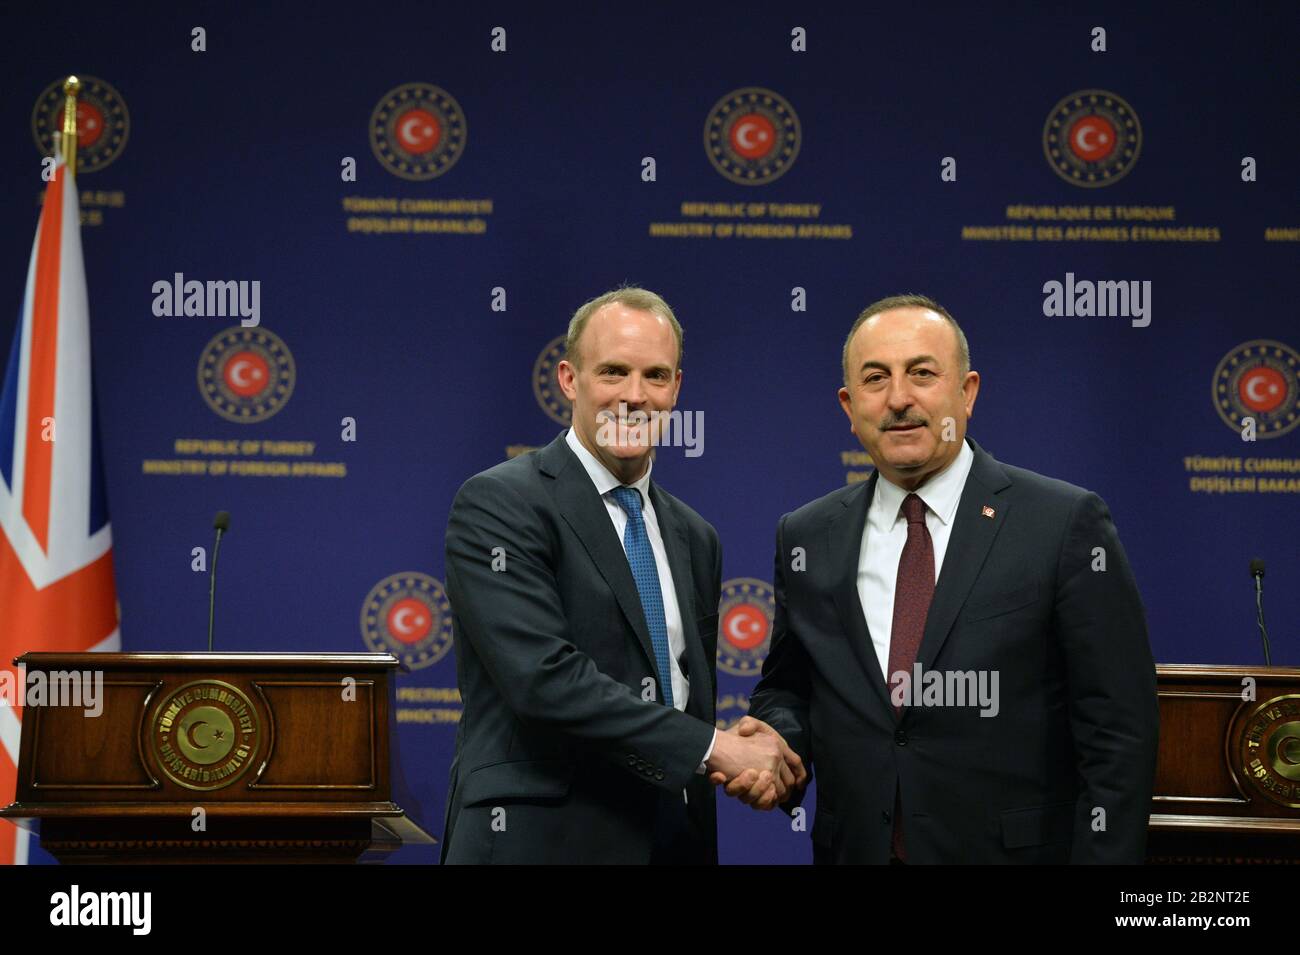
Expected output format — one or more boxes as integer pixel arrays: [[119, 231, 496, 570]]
[[912, 439, 1013, 677], [827, 474, 895, 715], [650, 483, 713, 721], [540, 435, 659, 675]]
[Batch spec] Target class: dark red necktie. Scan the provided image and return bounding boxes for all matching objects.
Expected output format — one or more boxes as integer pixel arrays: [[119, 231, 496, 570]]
[[887, 492, 934, 861]]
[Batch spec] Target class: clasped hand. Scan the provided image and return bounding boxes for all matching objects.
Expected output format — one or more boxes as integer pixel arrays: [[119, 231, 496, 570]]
[[705, 716, 807, 811]]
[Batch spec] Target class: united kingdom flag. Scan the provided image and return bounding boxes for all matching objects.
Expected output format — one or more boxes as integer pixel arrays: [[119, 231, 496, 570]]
[[0, 159, 119, 864]]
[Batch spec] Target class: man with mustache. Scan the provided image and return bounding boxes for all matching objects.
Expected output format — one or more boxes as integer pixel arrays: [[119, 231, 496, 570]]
[[441, 287, 804, 864], [740, 294, 1158, 863]]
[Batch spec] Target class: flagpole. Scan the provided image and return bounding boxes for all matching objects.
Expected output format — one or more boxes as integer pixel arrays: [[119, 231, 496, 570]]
[[61, 75, 80, 177]]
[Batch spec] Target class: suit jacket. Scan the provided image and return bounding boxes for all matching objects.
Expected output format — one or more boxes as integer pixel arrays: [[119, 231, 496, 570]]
[[749, 437, 1159, 864], [440, 432, 721, 864]]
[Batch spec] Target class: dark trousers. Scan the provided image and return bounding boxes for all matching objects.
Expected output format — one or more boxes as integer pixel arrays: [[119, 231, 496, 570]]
[[651, 789, 707, 865]]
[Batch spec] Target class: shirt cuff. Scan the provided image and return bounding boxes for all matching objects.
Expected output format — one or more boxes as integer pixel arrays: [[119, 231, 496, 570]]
[[695, 729, 718, 775]]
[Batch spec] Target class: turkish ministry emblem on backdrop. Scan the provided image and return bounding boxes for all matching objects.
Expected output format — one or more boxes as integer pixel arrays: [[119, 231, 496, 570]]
[[32, 75, 129, 173], [704, 87, 801, 185], [533, 335, 572, 425], [370, 82, 466, 180], [361, 572, 454, 670], [717, 578, 775, 676], [1213, 341, 1300, 439], [1043, 89, 1141, 188], [197, 327, 296, 423]]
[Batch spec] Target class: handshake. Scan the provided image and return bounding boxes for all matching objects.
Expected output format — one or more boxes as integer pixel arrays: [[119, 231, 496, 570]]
[[704, 716, 808, 811]]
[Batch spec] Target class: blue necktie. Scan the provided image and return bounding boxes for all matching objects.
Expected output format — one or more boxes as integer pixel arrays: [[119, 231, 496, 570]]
[[609, 486, 675, 708]]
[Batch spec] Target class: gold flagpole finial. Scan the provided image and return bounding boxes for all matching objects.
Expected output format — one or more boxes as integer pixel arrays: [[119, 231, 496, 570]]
[[61, 75, 81, 178]]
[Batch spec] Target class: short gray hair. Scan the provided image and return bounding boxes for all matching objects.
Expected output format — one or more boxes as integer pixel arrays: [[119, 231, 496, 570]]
[[842, 293, 970, 384], [565, 287, 683, 369]]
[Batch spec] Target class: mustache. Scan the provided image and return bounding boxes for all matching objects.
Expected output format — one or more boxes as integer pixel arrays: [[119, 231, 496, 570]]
[[879, 413, 928, 430]]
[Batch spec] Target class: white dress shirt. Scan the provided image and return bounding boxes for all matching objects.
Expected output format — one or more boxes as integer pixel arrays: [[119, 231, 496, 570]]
[[565, 429, 715, 774], [858, 439, 975, 682]]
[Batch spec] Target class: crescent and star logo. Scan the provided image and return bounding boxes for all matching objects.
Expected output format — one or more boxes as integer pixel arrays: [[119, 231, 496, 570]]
[[197, 327, 296, 424], [533, 335, 572, 425], [1236, 695, 1300, 809], [32, 75, 130, 173], [370, 82, 466, 181], [1042, 89, 1141, 188], [150, 681, 260, 792], [1212, 340, 1300, 439], [361, 572, 454, 670], [717, 578, 775, 676], [704, 87, 801, 186]]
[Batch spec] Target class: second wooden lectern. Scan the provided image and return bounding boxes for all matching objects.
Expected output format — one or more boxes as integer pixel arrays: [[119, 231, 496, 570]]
[[1150, 664, 1300, 863]]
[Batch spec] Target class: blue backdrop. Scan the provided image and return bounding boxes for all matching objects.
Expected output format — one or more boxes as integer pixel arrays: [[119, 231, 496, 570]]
[[4, 1, 1298, 864]]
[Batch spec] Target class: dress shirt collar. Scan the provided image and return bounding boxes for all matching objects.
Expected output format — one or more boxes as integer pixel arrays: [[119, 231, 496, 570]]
[[565, 427, 654, 505], [868, 437, 975, 531]]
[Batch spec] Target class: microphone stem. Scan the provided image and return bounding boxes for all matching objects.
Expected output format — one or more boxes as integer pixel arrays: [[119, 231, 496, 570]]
[[208, 528, 224, 653], [1256, 577, 1271, 667]]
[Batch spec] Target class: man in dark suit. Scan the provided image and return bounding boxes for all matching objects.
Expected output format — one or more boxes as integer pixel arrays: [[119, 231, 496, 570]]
[[440, 287, 802, 864], [744, 293, 1159, 863]]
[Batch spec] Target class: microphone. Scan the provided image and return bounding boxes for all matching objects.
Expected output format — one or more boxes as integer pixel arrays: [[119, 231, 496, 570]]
[[208, 511, 230, 652], [1250, 558, 1271, 666]]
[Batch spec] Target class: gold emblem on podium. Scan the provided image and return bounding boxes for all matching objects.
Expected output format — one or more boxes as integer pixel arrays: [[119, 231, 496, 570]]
[[1238, 694, 1300, 808], [150, 680, 261, 791]]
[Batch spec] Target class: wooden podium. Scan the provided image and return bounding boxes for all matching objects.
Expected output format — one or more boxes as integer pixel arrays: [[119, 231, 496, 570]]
[[0, 652, 434, 864], [1150, 664, 1300, 863]]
